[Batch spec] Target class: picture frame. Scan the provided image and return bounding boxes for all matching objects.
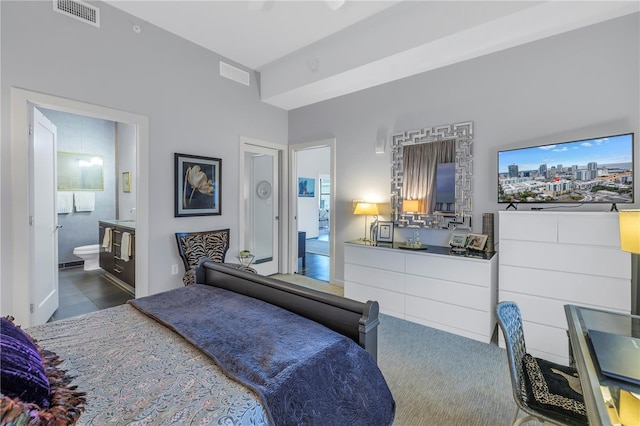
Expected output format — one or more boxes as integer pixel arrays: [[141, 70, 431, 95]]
[[122, 172, 131, 193], [466, 233, 488, 251], [449, 232, 468, 248], [376, 221, 394, 243], [175, 153, 221, 217], [298, 177, 315, 197]]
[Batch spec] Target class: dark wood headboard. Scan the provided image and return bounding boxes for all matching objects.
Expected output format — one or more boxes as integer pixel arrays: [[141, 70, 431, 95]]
[[201, 262, 380, 361]]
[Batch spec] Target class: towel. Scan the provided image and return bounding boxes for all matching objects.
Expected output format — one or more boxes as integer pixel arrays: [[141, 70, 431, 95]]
[[120, 232, 131, 261], [74, 192, 95, 212], [57, 192, 73, 214], [102, 228, 112, 252]]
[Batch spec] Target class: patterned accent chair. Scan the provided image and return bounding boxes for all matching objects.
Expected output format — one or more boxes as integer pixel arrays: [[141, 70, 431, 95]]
[[175, 229, 256, 286], [496, 301, 588, 426]]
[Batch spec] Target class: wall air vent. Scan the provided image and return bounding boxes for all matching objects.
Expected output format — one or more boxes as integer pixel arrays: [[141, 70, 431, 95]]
[[220, 61, 250, 86], [53, 0, 100, 27]]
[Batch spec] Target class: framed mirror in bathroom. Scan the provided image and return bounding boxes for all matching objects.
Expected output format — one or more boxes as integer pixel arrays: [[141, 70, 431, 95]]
[[57, 151, 104, 191]]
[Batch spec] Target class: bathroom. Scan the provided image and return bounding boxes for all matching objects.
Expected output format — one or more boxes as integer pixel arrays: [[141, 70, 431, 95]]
[[41, 108, 137, 293]]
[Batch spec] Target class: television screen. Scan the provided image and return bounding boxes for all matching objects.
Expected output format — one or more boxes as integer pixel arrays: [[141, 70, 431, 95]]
[[498, 133, 634, 205]]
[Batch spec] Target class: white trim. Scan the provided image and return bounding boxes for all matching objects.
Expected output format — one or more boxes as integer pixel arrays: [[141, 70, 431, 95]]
[[9, 87, 149, 326], [239, 136, 289, 273]]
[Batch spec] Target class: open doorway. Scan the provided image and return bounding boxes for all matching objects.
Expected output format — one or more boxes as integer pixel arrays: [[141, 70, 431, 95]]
[[290, 140, 335, 283], [9, 88, 149, 327]]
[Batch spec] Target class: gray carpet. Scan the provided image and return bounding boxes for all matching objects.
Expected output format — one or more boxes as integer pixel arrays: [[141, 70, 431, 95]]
[[273, 273, 518, 425], [305, 238, 329, 256]]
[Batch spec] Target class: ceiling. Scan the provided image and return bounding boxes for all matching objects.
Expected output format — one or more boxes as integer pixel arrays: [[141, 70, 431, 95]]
[[104, 1, 639, 110]]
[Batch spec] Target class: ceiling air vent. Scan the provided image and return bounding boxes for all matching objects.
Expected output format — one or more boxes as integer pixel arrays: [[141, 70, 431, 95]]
[[53, 0, 100, 28], [220, 61, 250, 86]]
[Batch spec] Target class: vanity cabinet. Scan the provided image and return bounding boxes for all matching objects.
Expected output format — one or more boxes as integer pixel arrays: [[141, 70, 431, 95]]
[[99, 221, 135, 288], [344, 242, 498, 343]]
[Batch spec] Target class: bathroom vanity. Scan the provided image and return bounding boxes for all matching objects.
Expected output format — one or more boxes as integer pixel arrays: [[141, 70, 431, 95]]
[[99, 220, 135, 291]]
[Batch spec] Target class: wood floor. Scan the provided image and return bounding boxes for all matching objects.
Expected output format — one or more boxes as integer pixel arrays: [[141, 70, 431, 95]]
[[299, 252, 329, 282]]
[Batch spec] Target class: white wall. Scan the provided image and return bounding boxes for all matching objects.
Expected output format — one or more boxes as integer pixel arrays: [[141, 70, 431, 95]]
[[289, 13, 640, 283], [0, 1, 287, 318]]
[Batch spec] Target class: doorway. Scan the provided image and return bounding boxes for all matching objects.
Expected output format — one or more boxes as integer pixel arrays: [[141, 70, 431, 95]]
[[239, 137, 288, 276], [9, 88, 149, 327], [290, 139, 335, 283]]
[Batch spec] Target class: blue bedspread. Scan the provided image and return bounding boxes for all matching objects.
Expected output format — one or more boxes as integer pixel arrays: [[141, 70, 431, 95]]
[[129, 284, 395, 426]]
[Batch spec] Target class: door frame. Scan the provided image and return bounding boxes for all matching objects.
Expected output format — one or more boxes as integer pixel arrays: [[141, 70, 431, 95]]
[[239, 136, 289, 274], [9, 87, 149, 327], [288, 139, 336, 280]]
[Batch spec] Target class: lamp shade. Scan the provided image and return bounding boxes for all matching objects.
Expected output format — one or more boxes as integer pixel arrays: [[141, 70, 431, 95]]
[[403, 199, 420, 213], [619, 209, 640, 254], [353, 202, 378, 216]]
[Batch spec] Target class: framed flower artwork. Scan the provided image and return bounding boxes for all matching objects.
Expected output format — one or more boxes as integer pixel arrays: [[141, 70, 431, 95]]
[[175, 153, 221, 217]]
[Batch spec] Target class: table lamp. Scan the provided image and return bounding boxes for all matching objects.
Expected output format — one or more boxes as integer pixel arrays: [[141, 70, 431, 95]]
[[619, 209, 640, 315], [353, 202, 379, 242]]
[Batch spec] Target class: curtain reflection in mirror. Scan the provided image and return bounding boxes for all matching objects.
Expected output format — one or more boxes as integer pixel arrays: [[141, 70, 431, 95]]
[[402, 139, 456, 214]]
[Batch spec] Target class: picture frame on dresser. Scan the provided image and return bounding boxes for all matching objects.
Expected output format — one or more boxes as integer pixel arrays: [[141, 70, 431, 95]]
[[466, 233, 488, 251], [376, 221, 394, 243], [449, 232, 468, 248]]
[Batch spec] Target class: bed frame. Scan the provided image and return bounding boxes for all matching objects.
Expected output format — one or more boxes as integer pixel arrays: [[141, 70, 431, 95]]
[[201, 261, 380, 361]]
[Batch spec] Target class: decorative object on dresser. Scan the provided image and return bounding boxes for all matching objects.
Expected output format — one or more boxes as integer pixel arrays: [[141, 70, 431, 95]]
[[175, 153, 221, 217], [376, 221, 394, 243], [482, 212, 495, 253], [449, 232, 468, 251], [353, 202, 379, 242], [619, 209, 640, 315], [391, 121, 473, 230], [466, 233, 488, 251]]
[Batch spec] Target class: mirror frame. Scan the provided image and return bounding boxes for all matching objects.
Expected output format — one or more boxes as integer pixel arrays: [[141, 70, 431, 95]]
[[391, 121, 473, 229]]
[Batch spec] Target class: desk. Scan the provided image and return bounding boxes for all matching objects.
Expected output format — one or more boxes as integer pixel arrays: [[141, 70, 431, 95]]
[[565, 305, 640, 426]]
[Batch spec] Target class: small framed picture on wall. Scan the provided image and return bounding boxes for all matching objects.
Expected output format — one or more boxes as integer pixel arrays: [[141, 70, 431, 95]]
[[376, 221, 394, 243]]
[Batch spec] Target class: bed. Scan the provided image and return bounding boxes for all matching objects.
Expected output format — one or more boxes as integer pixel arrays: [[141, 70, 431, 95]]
[[2, 262, 394, 425]]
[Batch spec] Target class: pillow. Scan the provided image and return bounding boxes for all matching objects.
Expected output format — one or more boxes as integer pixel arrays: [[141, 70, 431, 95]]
[[0, 316, 86, 424], [0, 317, 50, 407]]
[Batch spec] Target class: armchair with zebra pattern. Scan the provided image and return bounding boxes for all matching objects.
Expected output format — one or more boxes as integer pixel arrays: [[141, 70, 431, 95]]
[[175, 229, 256, 286]]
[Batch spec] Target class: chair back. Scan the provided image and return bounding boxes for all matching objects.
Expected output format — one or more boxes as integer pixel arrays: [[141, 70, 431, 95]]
[[496, 301, 529, 410], [175, 229, 230, 271]]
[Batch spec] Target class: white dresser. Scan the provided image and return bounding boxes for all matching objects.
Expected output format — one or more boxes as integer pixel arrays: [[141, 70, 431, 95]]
[[344, 242, 498, 343], [498, 211, 631, 365]]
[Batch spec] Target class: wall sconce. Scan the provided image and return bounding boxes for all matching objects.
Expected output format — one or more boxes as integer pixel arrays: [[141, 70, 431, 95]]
[[402, 199, 420, 213], [353, 202, 379, 242], [619, 209, 640, 315]]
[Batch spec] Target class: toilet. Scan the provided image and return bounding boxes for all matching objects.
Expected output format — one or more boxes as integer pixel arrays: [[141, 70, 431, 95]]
[[73, 244, 101, 271]]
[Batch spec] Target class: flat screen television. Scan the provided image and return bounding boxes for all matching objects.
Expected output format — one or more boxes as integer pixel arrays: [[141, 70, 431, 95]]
[[498, 132, 634, 206]]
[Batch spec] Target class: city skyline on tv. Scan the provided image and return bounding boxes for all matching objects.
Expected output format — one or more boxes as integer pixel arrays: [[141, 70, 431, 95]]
[[498, 133, 633, 173], [498, 133, 634, 204]]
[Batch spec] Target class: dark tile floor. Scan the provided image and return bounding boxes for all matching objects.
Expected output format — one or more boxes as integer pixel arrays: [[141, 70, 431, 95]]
[[300, 230, 330, 282], [49, 267, 133, 322]]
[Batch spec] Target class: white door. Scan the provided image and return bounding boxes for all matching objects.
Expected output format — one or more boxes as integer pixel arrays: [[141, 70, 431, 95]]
[[240, 142, 280, 276], [30, 107, 59, 325]]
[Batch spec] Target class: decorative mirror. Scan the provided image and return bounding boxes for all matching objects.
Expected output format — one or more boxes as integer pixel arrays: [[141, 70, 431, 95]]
[[391, 121, 473, 229]]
